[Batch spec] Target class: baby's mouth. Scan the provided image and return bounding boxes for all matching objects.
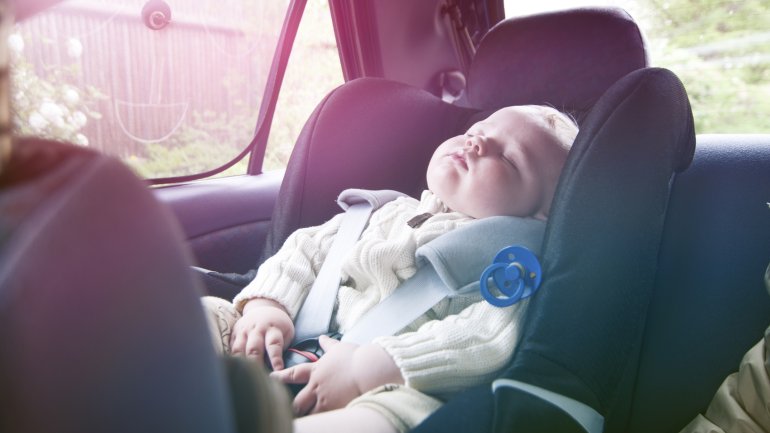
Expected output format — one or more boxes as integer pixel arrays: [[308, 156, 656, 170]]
[[451, 151, 468, 169]]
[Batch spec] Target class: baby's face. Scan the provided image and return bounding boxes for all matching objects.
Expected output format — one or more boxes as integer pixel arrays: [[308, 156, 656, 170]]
[[426, 106, 570, 220]]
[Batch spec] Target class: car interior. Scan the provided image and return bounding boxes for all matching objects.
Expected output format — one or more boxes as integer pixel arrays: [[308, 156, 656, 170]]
[[1, 0, 769, 432]]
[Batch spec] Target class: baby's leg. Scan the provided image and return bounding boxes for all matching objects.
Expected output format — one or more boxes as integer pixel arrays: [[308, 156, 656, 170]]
[[201, 296, 240, 354], [294, 407, 397, 433]]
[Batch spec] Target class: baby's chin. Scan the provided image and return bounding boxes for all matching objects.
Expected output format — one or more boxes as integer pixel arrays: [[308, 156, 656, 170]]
[[446, 200, 548, 220], [441, 200, 482, 219], [428, 189, 480, 218]]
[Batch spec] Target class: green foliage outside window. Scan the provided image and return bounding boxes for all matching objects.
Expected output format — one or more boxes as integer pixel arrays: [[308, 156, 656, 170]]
[[124, 109, 253, 178], [634, 0, 770, 133], [124, 70, 257, 178], [10, 36, 105, 147]]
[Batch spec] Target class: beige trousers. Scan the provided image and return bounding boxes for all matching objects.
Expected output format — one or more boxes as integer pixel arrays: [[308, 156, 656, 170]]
[[202, 296, 240, 355]]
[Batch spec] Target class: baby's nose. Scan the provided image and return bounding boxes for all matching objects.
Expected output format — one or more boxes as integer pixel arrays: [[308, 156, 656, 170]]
[[465, 136, 486, 155]]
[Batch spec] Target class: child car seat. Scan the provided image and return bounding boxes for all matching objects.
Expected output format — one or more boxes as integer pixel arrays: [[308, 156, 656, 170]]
[[258, 6, 676, 433], [411, 17, 695, 433]]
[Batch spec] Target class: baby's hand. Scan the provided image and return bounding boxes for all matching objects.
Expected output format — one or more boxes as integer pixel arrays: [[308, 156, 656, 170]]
[[272, 336, 361, 415], [230, 298, 294, 370]]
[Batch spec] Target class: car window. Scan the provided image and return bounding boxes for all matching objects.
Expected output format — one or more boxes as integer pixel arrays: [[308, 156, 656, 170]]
[[504, 0, 770, 134], [10, 0, 343, 179], [262, 0, 342, 172]]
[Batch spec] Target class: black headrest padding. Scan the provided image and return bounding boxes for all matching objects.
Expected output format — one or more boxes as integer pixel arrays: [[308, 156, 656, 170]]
[[493, 68, 695, 430], [262, 78, 476, 261], [467, 8, 647, 121]]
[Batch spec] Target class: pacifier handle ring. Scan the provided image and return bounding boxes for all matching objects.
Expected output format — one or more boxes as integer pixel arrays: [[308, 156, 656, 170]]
[[480, 262, 524, 307], [502, 262, 527, 296]]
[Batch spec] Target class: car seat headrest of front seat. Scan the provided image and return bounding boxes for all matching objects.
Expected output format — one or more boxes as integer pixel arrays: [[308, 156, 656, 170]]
[[466, 7, 647, 120]]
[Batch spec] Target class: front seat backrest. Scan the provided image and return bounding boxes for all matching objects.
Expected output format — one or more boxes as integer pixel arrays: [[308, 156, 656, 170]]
[[0, 138, 236, 433]]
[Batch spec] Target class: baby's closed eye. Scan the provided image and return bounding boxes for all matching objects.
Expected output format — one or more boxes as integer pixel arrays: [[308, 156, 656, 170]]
[[502, 154, 518, 169]]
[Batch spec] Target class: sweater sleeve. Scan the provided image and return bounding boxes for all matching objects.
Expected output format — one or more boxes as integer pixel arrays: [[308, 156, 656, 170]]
[[373, 298, 529, 396], [233, 213, 344, 318]]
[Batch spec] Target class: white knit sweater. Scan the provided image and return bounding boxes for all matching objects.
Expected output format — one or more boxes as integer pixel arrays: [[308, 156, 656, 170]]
[[234, 190, 530, 396]]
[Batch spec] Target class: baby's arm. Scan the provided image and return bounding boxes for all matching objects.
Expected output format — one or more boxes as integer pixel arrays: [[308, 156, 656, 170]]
[[374, 298, 528, 395]]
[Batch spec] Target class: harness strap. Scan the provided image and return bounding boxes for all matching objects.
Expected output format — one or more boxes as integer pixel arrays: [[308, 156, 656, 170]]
[[342, 265, 448, 344], [292, 189, 406, 343]]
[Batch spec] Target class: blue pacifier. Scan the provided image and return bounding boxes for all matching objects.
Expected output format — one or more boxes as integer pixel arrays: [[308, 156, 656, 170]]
[[479, 246, 542, 307]]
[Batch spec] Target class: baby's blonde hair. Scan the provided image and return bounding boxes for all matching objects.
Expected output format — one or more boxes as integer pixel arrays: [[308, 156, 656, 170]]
[[529, 105, 579, 152]]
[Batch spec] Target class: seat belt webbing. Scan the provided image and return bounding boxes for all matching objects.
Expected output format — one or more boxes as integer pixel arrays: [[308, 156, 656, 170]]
[[342, 265, 450, 345], [292, 202, 374, 343]]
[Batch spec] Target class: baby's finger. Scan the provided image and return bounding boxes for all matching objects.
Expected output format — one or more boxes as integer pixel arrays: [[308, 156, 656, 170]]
[[317, 334, 339, 351], [243, 332, 265, 361], [264, 327, 285, 370], [230, 330, 246, 355], [292, 384, 317, 416], [271, 362, 313, 384]]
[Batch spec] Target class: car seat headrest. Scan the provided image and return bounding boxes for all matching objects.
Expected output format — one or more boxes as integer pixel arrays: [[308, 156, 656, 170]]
[[466, 8, 647, 121]]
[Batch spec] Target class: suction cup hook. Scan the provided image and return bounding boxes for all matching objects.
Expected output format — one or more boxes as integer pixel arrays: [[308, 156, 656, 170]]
[[480, 246, 542, 307], [142, 0, 171, 30]]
